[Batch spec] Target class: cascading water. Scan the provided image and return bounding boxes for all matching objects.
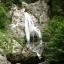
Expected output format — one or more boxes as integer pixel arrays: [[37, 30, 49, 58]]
[[24, 9, 43, 59]]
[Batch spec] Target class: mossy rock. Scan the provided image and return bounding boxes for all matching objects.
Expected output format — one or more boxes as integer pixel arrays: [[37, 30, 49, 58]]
[[6, 50, 40, 64]]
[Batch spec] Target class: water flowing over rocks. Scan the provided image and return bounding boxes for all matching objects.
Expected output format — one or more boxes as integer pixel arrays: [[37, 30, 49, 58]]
[[6, 0, 50, 64], [8, 0, 49, 38], [24, 0, 49, 30], [8, 5, 25, 38]]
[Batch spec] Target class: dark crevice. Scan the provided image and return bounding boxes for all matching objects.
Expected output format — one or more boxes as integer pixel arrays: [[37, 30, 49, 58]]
[[23, 0, 38, 4]]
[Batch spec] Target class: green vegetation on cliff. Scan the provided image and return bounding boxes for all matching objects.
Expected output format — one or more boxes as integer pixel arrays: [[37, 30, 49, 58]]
[[0, 29, 13, 53], [42, 0, 64, 64], [0, 0, 23, 53], [0, 6, 10, 28]]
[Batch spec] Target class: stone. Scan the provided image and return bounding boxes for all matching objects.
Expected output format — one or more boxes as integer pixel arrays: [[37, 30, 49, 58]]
[[8, 5, 25, 38], [0, 48, 5, 56], [12, 39, 23, 54], [0, 48, 11, 64], [6, 48, 40, 64], [7, 1, 50, 64], [22, 2, 28, 7], [25, 0, 49, 30], [8, 0, 49, 38]]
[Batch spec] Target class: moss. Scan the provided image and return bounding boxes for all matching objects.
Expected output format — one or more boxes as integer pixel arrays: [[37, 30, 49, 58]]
[[0, 6, 10, 28], [50, 0, 64, 16], [13, 36, 25, 47], [0, 29, 13, 53]]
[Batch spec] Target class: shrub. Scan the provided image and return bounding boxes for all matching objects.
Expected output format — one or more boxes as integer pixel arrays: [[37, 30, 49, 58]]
[[1, 0, 13, 10], [50, 0, 64, 16], [0, 6, 10, 28], [44, 16, 64, 64], [1, 0, 22, 10], [1, 0, 13, 6], [42, 28, 51, 42], [0, 29, 13, 53]]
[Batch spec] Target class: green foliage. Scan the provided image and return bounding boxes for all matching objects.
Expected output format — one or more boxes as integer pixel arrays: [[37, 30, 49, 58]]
[[49, 16, 64, 37], [13, 36, 25, 47], [43, 16, 64, 64], [0, 0, 23, 53], [1, 0, 22, 10], [0, 6, 10, 29], [51, 0, 64, 16], [0, 29, 25, 53], [1, 0, 13, 10], [41, 0, 64, 63], [41, 1, 64, 63], [1, 0, 13, 6], [0, 29, 13, 53], [0, 0, 22, 29], [42, 28, 51, 42], [42, 16, 64, 41]]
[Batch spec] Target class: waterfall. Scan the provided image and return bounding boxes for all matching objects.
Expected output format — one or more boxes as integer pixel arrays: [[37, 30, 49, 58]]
[[24, 11, 43, 59]]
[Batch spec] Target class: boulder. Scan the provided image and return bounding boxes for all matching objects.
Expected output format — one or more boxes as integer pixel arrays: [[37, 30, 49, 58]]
[[0, 48, 11, 64], [6, 48, 41, 64], [8, 5, 25, 38], [11, 39, 23, 54], [0, 55, 11, 64]]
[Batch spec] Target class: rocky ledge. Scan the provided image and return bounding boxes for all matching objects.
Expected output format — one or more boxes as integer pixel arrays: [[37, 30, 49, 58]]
[[6, 47, 44, 64]]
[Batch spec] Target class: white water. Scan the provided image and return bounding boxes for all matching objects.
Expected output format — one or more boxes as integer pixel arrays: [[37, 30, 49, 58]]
[[24, 11, 43, 59]]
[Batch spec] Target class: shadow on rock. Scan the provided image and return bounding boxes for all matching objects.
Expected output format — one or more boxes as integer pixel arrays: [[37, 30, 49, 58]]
[[6, 52, 43, 64]]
